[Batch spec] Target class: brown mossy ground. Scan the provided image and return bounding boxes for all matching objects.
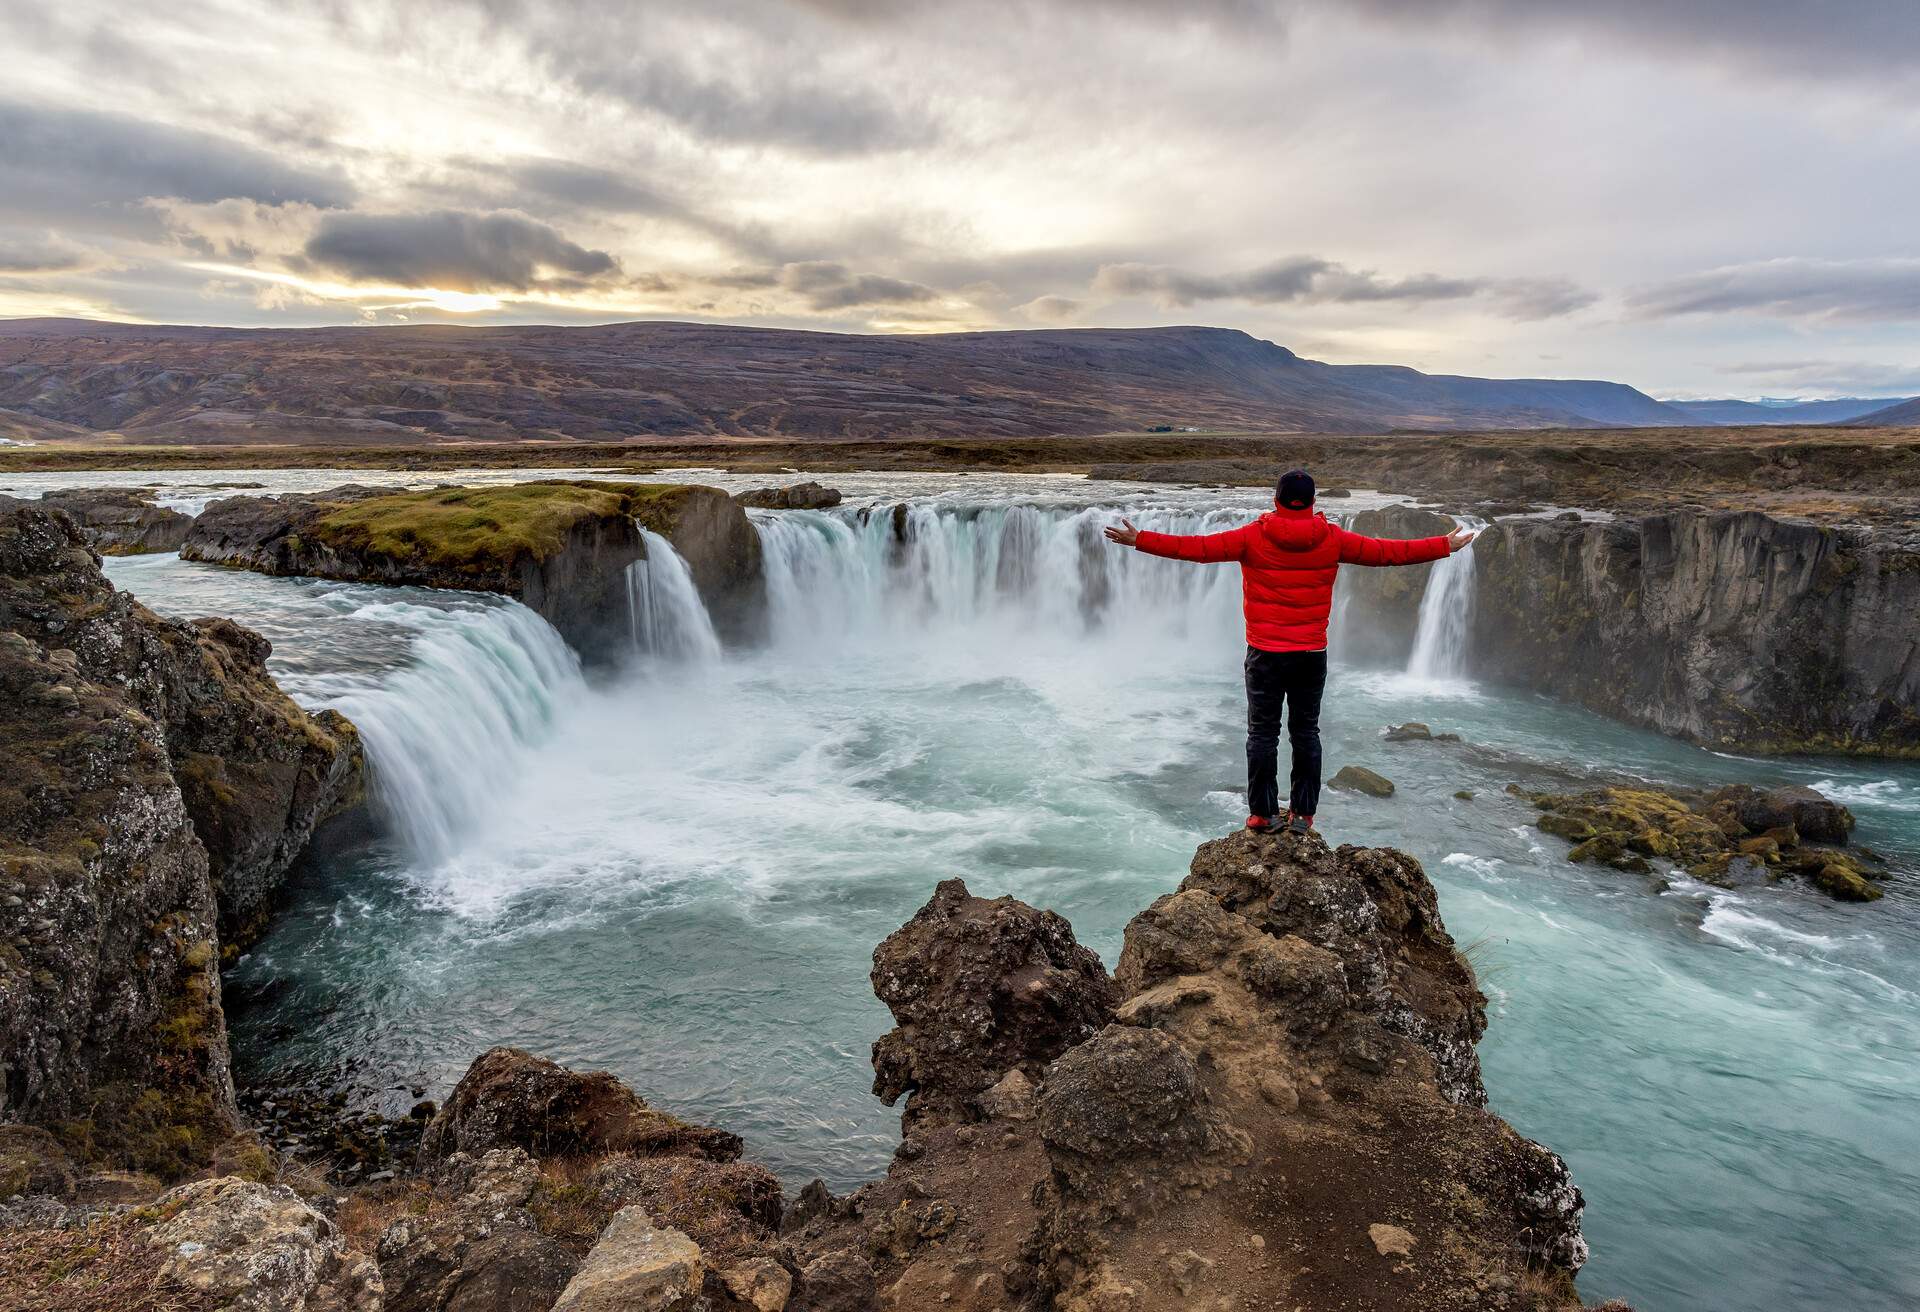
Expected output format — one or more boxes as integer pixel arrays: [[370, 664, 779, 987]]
[[1527, 785, 1886, 901], [0, 1212, 218, 1312], [308, 480, 698, 577]]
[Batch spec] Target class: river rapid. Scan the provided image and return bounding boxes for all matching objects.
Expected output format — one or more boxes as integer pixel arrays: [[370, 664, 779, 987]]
[[8, 467, 1914, 1311]]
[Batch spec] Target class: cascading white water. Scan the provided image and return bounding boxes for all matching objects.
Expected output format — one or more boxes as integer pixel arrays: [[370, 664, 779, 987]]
[[329, 598, 585, 864], [750, 501, 1262, 653], [626, 527, 722, 663], [1406, 525, 1478, 681]]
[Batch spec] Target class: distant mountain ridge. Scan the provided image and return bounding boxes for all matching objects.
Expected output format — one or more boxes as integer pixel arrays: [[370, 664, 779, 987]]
[[0, 316, 1844, 444], [1666, 397, 1916, 426], [1843, 396, 1920, 427]]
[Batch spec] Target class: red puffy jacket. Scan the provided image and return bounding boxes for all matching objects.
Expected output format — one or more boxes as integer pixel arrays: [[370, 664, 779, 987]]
[[1133, 506, 1451, 652]]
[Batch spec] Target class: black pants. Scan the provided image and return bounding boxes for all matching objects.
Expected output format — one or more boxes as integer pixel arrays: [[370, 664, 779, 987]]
[[1245, 646, 1327, 819]]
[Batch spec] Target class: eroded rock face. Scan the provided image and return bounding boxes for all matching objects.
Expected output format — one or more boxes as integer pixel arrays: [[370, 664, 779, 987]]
[[803, 832, 1597, 1312], [148, 1175, 382, 1312], [183, 481, 764, 658], [38, 487, 195, 554], [0, 502, 361, 1169], [870, 878, 1118, 1131], [1471, 510, 1920, 756], [419, 1046, 742, 1165]]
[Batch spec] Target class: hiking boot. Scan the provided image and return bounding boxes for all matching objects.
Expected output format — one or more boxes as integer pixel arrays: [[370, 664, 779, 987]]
[[1245, 814, 1280, 834], [1286, 813, 1314, 835]]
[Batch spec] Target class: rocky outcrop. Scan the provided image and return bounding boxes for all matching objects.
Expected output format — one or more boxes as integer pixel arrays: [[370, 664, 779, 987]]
[[37, 486, 195, 554], [419, 1046, 743, 1165], [375, 1147, 582, 1312], [1332, 505, 1458, 665], [1526, 782, 1884, 900], [796, 832, 1599, 1311], [1471, 509, 1920, 756], [1331, 763, 1396, 796], [182, 480, 763, 658], [148, 1175, 383, 1311], [869, 879, 1118, 1132], [0, 502, 361, 1173], [735, 482, 844, 511]]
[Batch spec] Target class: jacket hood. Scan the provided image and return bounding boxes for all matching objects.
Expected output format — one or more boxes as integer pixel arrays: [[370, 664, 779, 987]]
[[1258, 507, 1333, 552]]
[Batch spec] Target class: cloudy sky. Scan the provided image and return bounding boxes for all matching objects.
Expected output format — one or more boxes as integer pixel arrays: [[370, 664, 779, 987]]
[[3, 0, 1918, 398]]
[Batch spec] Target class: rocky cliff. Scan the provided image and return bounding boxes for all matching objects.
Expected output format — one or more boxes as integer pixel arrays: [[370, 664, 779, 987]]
[[0, 502, 361, 1174], [1469, 510, 1920, 755], [182, 480, 762, 658], [793, 829, 1596, 1311], [36, 487, 195, 554], [0, 824, 1613, 1310]]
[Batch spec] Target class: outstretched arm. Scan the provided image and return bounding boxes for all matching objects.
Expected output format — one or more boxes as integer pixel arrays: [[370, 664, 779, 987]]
[[1336, 524, 1474, 566], [1104, 517, 1250, 563]]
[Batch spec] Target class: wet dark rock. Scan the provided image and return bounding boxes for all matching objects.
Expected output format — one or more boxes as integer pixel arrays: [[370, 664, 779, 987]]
[[1330, 763, 1395, 797], [735, 480, 843, 510], [1528, 783, 1882, 901], [1384, 721, 1431, 741], [419, 1047, 742, 1165], [38, 486, 195, 554], [869, 877, 1118, 1131]]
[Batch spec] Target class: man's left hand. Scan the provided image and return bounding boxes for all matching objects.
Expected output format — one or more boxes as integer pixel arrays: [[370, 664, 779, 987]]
[[1104, 517, 1140, 548], [1446, 527, 1477, 552]]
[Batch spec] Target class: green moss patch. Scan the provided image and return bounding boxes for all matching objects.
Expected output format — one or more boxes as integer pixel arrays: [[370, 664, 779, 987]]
[[308, 481, 698, 577]]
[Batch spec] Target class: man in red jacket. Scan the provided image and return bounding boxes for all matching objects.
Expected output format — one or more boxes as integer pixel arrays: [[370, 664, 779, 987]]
[[1104, 469, 1474, 835]]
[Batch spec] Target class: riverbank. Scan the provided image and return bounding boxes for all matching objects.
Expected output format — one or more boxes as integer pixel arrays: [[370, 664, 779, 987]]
[[4, 425, 1917, 523]]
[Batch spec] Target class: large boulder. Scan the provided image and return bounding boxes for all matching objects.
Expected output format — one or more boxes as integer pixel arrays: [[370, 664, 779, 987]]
[[1716, 783, 1855, 845], [785, 835, 1605, 1311], [734, 481, 843, 511], [419, 1047, 741, 1165], [38, 487, 195, 554], [147, 1176, 381, 1312], [869, 878, 1118, 1131], [549, 1206, 703, 1312]]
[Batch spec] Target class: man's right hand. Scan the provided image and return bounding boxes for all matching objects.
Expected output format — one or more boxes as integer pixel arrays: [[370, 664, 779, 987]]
[[1446, 526, 1477, 552], [1104, 517, 1140, 548]]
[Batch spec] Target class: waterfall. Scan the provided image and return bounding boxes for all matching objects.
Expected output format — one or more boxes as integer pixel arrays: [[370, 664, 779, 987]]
[[626, 528, 722, 663], [329, 598, 585, 864], [1406, 528, 1477, 681], [748, 501, 1260, 653]]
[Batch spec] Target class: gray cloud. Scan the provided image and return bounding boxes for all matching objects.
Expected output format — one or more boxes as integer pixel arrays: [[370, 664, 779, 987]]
[[1015, 294, 1084, 322], [301, 209, 618, 291], [0, 230, 100, 274], [1092, 258, 1592, 319], [0, 100, 354, 226], [1718, 359, 1920, 394], [1327, 0, 1920, 81], [1629, 259, 1920, 323], [766, 261, 943, 311]]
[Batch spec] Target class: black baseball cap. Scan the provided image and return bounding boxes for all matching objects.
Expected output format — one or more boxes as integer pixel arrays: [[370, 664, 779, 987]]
[[1276, 469, 1315, 509]]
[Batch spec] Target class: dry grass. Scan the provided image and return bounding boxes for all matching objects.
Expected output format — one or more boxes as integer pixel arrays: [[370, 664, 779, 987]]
[[0, 1216, 216, 1312], [332, 1177, 442, 1249]]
